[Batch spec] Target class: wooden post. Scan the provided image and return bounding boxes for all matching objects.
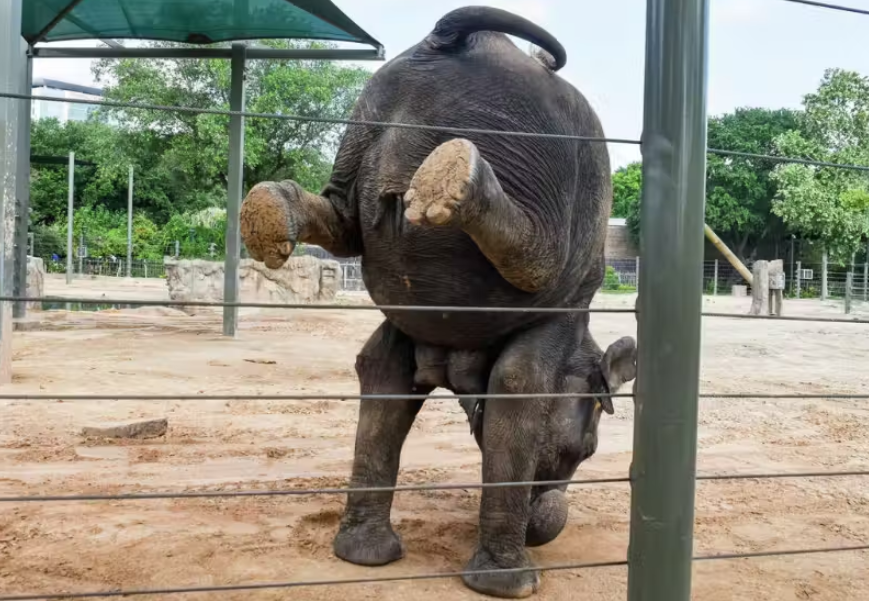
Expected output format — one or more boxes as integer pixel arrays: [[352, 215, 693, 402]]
[[749, 260, 769, 316], [768, 259, 784, 317]]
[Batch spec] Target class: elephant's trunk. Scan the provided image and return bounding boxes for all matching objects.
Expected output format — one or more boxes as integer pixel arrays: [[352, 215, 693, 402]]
[[525, 489, 568, 547]]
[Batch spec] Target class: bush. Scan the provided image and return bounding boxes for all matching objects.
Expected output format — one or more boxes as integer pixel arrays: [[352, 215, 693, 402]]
[[604, 266, 622, 291]]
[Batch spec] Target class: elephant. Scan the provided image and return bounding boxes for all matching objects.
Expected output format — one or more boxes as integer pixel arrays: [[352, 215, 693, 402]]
[[239, 6, 637, 598]]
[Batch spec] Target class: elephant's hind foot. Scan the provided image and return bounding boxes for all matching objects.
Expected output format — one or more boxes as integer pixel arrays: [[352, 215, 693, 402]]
[[333, 521, 404, 566], [404, 138, 480, 227], [462, 546, 539, 599]]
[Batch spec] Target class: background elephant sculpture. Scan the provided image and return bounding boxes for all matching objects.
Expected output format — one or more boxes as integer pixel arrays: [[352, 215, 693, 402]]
[[240, 6, 637, 598]]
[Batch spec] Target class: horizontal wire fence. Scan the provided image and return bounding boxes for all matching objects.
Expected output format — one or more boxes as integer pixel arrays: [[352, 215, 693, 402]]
[[4, 0, 869, 598]]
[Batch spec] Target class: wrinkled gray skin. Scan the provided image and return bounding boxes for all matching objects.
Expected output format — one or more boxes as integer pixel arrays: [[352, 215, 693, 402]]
[[239, 6, 637, 598]]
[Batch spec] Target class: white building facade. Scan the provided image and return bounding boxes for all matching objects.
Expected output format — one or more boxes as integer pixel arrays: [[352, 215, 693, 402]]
[[31, 77, 103, 123]]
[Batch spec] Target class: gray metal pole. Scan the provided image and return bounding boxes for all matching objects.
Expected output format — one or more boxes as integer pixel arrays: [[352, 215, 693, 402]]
[[713, 258, 718, 296], [66, 152, 74, 285], [796, 260, 801, 299], [821, 249, 828, 301], [127, 165, 133, 278], [78, 229, 84, 274], [223, 43, 246, 337], [628, 1, 708, 600], [635, 255, 640, 287], [863, 259, 869, 303], [0, 0, 24, 383], [13, 45, 32, 319], [845, 272, 853, 315]]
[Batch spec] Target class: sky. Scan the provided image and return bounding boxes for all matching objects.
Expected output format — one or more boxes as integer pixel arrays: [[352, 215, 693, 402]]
[[31, 0, 869, 170]]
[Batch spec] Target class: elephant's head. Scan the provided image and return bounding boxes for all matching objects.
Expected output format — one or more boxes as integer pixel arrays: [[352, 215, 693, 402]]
[[524, 334, 637, 547]]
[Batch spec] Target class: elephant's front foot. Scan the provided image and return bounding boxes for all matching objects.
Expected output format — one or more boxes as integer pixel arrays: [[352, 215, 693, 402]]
[[404, 138, 482, 226], [333, 518, 404, 566], [463, 546, 539, 599]]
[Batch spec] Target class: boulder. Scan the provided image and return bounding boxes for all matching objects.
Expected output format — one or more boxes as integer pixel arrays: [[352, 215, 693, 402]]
[[164, 256, 341, 314]]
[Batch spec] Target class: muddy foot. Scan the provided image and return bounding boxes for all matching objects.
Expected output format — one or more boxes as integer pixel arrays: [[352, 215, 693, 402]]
[[240, 181, 298, 269], [333, 521, 405, 566], [404, 138, 480, 226], [462, 546, 539, 598]]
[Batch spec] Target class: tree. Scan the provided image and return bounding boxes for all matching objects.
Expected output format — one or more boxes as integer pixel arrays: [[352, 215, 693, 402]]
[[611, 162, 643, 243], [615, 108, 803, 261], [771, 69, 869, 263], [611, 162, 641, 218], [91, 40, 371, 221], [29, 118, 123, 224], [706, 108, 802, 261]]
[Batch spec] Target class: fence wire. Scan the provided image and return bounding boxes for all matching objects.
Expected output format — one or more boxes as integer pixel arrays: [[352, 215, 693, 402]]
[[2, 546, 867, 601], [5, 1, 869, 596], [781, 0, 869, 17], [2, 469, 868, 504], [3, 90, 869, 173], [5, 294, 869, 323]]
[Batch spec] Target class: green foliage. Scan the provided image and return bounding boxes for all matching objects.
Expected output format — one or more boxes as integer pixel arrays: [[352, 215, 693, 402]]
[[90, 39, 370, 219], [611, 162, 642, 218], [603, 266, 622, 290], [28, 39, 370, 240], [160, 210, 227, 259], [705, 108, 803, 261], [770, 69, 869, 264]]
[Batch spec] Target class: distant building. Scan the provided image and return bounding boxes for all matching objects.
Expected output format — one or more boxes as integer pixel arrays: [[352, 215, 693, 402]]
[[31, 77, 103, 123]]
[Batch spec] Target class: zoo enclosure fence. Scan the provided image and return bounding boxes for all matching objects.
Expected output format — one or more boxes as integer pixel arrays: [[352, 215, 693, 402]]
[[2, 0, 869, 600]]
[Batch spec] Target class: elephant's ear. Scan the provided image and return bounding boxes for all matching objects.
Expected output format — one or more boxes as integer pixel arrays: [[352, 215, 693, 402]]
[[601, 336, 638, 397]]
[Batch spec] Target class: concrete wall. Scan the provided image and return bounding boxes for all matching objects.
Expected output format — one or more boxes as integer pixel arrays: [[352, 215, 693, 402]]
[[605, 224, 639, 259], [164, 255, 341, 314], [26, 257, 44, 310]]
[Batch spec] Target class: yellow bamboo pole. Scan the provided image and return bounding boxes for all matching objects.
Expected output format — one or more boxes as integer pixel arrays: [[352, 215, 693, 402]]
[[703, 223, 753, 286]]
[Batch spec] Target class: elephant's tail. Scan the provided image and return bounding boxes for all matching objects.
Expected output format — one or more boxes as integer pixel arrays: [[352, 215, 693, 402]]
[[426, 6, 566, 71]]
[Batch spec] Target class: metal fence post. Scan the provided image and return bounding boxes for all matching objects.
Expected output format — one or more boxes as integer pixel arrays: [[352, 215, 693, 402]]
[[821, 249, 828, 301], [127, 165, 133, 278], [78, 229, 84, 275], [13, 43, 32, 319], [0, 0, 24, 382], [845, 272, 853, 315], [635, 255, 640, 286], [713, 258, 718, 296], [628, 1, 708, 600], [66, 152, 74, 285], [796, 260, 801, 299], [223, 42, 247, 337], [863, 260, 869, 303]]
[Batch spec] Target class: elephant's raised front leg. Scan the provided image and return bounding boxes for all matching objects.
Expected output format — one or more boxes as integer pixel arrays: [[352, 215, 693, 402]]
[[404, 138, 568, 293], [462, 317, 577, 599], [333, 321, 431, 566], [240, 179, 360, 268]]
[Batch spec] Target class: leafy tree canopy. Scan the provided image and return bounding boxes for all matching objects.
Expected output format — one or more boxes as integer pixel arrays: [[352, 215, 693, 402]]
[[771, 69, 869, 263]]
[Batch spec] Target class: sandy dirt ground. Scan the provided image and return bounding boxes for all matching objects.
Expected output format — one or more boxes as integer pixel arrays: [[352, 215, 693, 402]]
[[1, 275, 868, 600]]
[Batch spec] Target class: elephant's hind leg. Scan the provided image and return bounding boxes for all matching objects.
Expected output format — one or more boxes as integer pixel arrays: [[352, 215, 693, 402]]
[[333, 320, 429, 566]]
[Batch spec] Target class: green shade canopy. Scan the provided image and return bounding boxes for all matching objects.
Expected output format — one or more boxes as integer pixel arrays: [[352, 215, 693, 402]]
[[22, 0, 381, 48]]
